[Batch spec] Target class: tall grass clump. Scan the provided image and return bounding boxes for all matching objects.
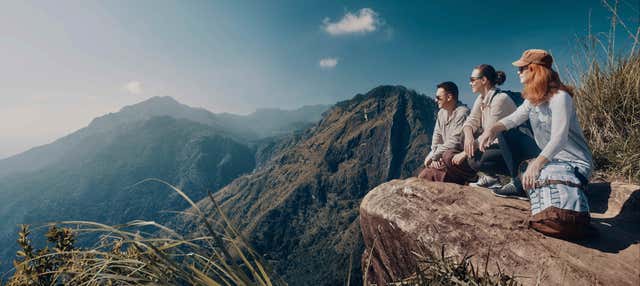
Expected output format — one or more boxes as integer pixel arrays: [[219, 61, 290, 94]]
[[2, 179, 284, 286], [570, 0, 640, 182], [374, 245, 520, 286]]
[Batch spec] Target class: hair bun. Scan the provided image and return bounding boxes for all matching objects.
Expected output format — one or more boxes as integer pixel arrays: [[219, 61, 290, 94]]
[[495, 71, 506, 85]]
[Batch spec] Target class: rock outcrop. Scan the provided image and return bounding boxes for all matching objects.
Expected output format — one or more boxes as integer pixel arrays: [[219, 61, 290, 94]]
[[360, 178, 640, 286]]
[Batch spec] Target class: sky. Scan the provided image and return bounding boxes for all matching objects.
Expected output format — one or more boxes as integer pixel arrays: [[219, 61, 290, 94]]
[[1, 0, 638, 159]]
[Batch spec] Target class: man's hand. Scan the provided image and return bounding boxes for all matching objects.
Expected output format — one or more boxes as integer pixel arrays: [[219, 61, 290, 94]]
[[452, 152, 467, 165], [429, 159, 445, 169], [424, 156, 432, 167]]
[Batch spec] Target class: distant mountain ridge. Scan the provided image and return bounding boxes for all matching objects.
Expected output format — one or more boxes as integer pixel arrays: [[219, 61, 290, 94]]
[[86, 96, 227, 134], [0, 96, 329, 178], [216, 104, 328, 138]]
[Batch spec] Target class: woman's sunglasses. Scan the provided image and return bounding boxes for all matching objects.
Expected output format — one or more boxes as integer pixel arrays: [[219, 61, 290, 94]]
[[469, 76, 482, 82], [517, 65, 529, 73]]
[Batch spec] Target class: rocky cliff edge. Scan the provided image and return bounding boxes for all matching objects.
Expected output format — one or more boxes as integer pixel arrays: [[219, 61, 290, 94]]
[[360, 178, 639, 285]]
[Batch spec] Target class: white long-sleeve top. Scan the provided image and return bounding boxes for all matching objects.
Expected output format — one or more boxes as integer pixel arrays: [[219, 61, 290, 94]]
[[499, 90, 593, 176], [463, 88, 517, 136]]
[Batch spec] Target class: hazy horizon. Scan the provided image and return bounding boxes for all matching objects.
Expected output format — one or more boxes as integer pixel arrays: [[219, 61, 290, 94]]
[[1, 0, 635, 158], [0, 95, 331, 159]]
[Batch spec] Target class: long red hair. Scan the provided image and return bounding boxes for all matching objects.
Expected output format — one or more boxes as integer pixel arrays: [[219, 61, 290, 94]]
[[522, 64, 574, 105]]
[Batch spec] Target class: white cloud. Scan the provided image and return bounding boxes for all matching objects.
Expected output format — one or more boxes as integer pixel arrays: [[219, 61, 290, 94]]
[[124, 81, 143, 94], [319, 57, 338, 69], [323, 8, 380, 36]]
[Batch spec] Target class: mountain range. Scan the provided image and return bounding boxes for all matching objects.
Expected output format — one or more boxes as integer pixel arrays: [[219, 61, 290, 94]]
[[183, 86, 438, 285], [0, 96, 329, 274], [0, 87, 438, 285]]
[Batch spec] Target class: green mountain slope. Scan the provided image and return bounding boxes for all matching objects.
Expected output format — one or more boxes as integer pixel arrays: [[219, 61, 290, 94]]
[[0, 116, 255, 270], [183, 86, 438, 285]]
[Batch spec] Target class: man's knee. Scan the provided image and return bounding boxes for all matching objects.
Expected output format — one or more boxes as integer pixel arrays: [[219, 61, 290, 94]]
[[442, 150, 457, 163], [417, 167, 429, 179]]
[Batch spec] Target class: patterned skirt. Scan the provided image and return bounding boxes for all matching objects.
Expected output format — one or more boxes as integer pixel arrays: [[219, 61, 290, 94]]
[[526, 160, 592, 240], [528, 161, 590, 215]]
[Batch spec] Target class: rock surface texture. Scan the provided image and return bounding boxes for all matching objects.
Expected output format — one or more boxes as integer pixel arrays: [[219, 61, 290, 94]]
[[360, 178, 640, 286]]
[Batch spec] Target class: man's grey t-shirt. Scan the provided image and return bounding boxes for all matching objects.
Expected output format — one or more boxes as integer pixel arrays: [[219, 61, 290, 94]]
[[427, 102, 470, 161]]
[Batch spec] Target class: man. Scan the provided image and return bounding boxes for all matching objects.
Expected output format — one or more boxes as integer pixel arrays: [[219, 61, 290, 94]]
[[418, 81, 469, 182]]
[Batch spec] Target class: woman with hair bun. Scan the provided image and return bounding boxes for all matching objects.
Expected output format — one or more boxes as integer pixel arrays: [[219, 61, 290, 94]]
[[479, 49, 593, 240], [445, 64, 533, 198]]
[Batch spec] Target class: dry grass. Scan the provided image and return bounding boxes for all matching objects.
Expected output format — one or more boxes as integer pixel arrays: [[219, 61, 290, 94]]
[[369, 245, 520, 286], [2, 179, 283, 286], [569, 0, 640, 183]]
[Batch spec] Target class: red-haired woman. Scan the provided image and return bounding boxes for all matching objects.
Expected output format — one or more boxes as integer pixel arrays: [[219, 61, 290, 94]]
[[479, 49, 594, 240]]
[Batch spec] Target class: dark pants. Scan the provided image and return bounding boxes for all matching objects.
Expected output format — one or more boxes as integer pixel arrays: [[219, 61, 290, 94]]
[[467, 144, 509, 176], [496, 122, 541, 189], [465, 122, 540, 187], [418, 150, 476, 185]]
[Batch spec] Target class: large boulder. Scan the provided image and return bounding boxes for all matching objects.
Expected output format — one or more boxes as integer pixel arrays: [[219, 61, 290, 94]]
[[360, 178, 639, 286]]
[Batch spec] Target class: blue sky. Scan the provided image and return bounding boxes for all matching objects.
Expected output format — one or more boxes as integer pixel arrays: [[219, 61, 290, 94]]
[[1, 0, 638, 158]]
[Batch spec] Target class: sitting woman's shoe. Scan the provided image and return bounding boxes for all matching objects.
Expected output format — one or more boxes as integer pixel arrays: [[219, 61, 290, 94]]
[[469, 175, 501, 189], [493, 181, 529, 200]]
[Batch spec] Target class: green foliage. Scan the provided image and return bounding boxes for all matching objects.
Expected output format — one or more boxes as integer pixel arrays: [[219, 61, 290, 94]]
[[3, 180, 282, 286]]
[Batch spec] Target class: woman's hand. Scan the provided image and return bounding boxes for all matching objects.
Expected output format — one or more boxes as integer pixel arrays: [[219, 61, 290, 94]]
[[478, 130, 496, 152], [452, 152, 467, 165], [479, 123, 506, 152], [522, 157, 547, 190], [463, 136, 475, 157]]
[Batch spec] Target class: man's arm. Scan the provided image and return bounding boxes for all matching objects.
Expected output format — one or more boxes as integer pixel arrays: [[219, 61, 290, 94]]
[[425, 113, 444, 164]]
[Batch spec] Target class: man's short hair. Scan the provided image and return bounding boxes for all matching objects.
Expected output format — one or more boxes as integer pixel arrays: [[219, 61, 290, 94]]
[[436, 81, 459, 100]]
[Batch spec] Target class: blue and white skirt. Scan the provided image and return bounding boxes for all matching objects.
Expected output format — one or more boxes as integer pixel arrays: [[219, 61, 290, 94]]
[[528, 161, 590, 215]]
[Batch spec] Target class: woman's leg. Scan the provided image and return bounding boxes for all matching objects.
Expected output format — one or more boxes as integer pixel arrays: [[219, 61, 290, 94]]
[[466, 144, 510, 176], [497, 122, 541, 190]]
